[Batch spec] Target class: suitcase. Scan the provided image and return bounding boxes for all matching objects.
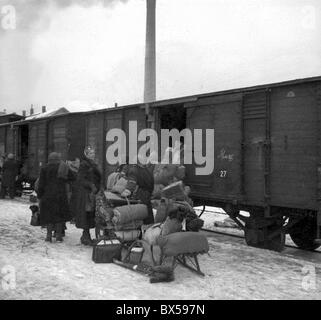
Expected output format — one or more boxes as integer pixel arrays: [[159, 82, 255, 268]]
[[92, 239, 122, 263]]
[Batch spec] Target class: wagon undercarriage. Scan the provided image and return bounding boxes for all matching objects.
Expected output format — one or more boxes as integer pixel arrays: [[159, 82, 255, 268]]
[[196, 197, 321, 252]]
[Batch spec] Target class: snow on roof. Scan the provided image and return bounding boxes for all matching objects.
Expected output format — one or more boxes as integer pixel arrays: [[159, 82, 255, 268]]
[[67, 101, 110, 112], [25, 107, 69, 120]]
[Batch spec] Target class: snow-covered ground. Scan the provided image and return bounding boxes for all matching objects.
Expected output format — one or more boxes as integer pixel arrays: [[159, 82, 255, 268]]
[[0, 199, 320, 300]]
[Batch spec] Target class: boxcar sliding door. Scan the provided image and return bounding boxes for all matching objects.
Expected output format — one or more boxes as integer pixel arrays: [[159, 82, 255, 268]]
[[185, 93, 242, 203]]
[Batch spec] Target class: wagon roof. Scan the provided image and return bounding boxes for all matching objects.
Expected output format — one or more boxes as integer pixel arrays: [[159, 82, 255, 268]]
[[85, 75, 321, 115], [0, 113, 24, 120], [0, 108, 85, 128], [24, 107, 70, 121]]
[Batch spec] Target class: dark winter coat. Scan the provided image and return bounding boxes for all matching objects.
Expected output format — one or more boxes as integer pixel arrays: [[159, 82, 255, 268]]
[[2, 159, 19, 187], [70, 157, 102, 229], [37, 163, 76, 225], [126, 164, 155, 224]]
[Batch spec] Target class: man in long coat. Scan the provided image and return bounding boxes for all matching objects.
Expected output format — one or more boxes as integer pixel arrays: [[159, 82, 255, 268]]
[[0, 153, 19, 199], [37, 152, 76, 242]]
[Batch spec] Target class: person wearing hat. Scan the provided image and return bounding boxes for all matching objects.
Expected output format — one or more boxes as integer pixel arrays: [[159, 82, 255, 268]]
[[37, 152, 76, 242], [0, 153, 19, 199], [70, 146, 102, 246]]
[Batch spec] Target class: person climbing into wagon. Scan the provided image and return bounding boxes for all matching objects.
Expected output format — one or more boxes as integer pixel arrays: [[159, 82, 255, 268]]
[[37, 152, 76, 243], [70, 146, 102, 246]]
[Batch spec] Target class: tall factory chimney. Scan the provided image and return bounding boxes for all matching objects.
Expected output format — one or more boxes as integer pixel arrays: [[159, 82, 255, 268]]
[[144, 0, 156, 103]]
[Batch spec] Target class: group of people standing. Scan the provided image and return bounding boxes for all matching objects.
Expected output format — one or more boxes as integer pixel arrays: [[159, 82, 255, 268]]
[[37, 147, 101, 244], [37, 146, 155, 245]]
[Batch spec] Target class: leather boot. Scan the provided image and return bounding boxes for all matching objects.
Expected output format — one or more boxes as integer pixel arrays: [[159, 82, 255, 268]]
[[80, 229, 93, 246], [55, 223, 64, 242], [45, 224, 53, 242], [53, 223, 66, 238]]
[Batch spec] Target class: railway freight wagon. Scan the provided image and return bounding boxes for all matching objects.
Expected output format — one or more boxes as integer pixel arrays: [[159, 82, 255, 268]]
[[0, 112, 86, 179], [181, 76, 321, 252], [87, 76, 321, 252], [0, 114, 25, 156], [25, 112, 86, 178], [85, 104, 147, 175]]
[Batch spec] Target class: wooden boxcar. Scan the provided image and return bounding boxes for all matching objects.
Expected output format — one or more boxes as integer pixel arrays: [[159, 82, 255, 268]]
[[0, 114, 25, 156], [87, 76, 321, 252], [0, 112, 86, 179], [85, 104, 147, 178]]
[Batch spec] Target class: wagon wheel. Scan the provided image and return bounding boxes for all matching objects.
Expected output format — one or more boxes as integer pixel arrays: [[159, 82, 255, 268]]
[[289, 216, 321, 251]]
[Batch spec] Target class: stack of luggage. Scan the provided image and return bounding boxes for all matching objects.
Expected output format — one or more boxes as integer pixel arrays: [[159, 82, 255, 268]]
[[152, 164, 204, 232], [95, 191, 148, 243], [112, 204, 147, 242]]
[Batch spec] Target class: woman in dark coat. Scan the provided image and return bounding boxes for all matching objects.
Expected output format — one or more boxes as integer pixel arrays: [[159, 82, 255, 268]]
[[0, 153, 19, 199], [37, 152, 76, 242], [70, 146, 101, 246]]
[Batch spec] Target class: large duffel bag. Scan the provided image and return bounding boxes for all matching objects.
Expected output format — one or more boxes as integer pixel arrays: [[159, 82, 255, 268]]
[[92, 239, 122, 263]]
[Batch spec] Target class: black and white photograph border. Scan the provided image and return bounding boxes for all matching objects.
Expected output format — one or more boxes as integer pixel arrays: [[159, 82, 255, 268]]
[[0, 0, 321, 301]]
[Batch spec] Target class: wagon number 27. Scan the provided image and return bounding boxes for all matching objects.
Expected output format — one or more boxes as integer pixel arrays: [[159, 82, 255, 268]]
[[220, 170, 227, 178]]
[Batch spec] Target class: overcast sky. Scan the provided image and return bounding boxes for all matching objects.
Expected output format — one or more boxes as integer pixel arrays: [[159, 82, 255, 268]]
[[0, 0, 320, 114]]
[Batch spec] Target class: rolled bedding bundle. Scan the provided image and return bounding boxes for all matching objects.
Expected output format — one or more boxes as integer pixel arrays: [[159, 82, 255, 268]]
[[113, 220, 144, 231], [114, 229, 141, 242], [112, 204, 148, 225]]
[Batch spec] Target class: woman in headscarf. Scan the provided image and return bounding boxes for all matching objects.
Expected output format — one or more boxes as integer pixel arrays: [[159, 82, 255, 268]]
[[70, 146, 102, 245], [37, 152, 76, 242]]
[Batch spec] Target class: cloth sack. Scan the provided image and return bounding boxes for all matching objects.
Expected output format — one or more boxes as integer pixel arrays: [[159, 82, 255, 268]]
[[157, 232, 209, 256], [161, 217, 183, 237], [106, 172, 121, 191], [161, 181, 186, 200], [142, 223, 163, 246], [95, 190, 114, 222], [153, 164, 178, 186], [111, 177, 128, 194]]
